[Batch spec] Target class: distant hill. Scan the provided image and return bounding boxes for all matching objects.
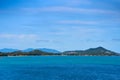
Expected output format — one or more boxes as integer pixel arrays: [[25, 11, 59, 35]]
[[38, 48, 60, 53], [0, 48, 61, 56], [0, 48, 18, 53], [22, 48, 34, 52], [63, 47, 120, 56], [0, 48, 60, 53], [22, 48, 60, 53], [0, 47, 119, 56]]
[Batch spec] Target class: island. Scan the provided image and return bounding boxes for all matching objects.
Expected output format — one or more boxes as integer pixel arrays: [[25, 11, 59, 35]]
[[0, 47, 120, 56]]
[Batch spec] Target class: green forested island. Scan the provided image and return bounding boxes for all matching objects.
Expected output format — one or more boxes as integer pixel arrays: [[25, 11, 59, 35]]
[[0, 47, 119, 56]]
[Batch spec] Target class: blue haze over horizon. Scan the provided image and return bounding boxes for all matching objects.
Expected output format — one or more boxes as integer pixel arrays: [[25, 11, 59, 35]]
[[0, 0, 120, 52]]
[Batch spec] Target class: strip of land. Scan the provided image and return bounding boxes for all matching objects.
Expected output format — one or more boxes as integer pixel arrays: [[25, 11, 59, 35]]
[[0, 47, 120, 56]]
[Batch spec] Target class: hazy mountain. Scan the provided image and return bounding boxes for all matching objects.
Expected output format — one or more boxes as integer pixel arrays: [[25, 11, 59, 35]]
[[0, 48, 60, 53], [22, 48, 60, 53], [0, 48, 18, 53], [38, 48, 60, 53], [0, 47, 119, 56], [22, 48, 34, 52]]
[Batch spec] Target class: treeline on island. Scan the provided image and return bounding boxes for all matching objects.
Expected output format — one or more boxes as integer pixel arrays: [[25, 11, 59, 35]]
[[0, 47, 120, 56], [0, 49, 61, 56]]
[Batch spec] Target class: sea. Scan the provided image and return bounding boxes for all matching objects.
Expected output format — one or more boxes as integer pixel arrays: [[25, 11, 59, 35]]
[[0, 56, 120, 80]]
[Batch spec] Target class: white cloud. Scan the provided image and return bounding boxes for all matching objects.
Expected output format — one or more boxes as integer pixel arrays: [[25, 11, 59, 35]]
[[0, 34, 38, 39], [60, 0, 91, 6], [57, 20, 98, 25], [23, 6, 118, 14], [50, 26, 105, 38]]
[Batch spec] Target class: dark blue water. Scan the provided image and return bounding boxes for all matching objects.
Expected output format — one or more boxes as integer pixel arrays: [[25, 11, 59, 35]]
[[0, 56, 120, 80]]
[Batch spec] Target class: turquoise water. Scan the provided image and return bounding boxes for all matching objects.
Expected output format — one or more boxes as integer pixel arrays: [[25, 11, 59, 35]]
[[0, 56, 120, 80]]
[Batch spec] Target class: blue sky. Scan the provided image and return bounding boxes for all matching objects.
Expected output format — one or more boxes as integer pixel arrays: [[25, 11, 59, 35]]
[[0, 0, 120, 52]]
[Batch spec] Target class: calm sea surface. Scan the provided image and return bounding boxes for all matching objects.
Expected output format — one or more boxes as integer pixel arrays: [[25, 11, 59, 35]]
[[0, 56, 120, 80]]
